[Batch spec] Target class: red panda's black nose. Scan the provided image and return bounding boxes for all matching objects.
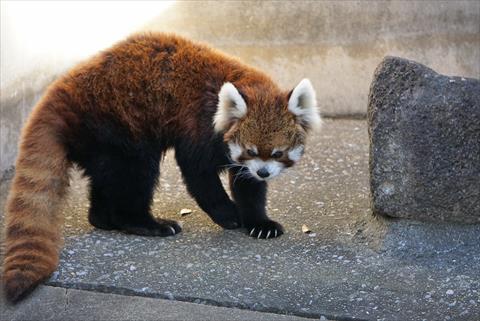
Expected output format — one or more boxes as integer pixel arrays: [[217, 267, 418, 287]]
[[257, 168, 270, 178]]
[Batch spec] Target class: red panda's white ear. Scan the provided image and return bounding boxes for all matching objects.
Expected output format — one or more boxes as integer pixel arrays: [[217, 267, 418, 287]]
[[213, 82, 247, 133], [288, 79, 321, 131]]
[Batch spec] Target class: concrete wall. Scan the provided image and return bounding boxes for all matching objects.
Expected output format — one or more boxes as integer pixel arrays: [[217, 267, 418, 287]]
[[145, 1, 479, 116], [1, 1, 479, 176]]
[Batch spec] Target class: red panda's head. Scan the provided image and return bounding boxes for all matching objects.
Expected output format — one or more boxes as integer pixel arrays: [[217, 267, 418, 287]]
[[213, 79, 321, 181]]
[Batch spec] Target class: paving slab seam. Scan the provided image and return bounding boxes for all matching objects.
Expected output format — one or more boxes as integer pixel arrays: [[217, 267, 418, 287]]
[[46, 282, 368, 321]]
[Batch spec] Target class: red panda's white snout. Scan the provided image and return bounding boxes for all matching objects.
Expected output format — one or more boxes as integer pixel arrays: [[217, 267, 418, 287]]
[[244, 158, 285, 181], [227, 142, 306, 181]]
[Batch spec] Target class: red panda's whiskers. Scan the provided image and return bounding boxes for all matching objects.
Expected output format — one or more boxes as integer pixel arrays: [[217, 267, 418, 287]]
[[221, 163, 246, 170]]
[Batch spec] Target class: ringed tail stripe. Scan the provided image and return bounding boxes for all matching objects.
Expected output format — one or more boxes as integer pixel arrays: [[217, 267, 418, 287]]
[[2, 103, 69, 302], [5, 240, 58, 258], [3, 254, 56, 269]]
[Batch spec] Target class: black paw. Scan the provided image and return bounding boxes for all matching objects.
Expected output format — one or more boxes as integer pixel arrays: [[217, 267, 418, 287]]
[[246, 220, 284, 239], [122, 218, 182, 237]]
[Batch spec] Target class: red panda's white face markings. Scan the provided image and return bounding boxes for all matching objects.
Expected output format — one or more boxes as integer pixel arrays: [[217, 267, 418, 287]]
[[228, 142, 243, 162], [287, 145, 305, 162], [217, 79, 320, 181], [245, 159, 284, 180], [227, 142, 306, 181], [227, 141, 286, 180]]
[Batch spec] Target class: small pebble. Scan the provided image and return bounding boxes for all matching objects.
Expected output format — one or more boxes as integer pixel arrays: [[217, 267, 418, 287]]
[[180, 208, 193, 216], [302, 224, 312, 234]]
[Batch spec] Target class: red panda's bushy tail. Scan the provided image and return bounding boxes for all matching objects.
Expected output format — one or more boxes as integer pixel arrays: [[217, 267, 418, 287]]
[[2, 99, 71, 303]]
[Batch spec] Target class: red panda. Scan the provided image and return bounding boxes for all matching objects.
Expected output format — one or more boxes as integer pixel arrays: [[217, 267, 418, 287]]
[[2, 33, 320, 302]]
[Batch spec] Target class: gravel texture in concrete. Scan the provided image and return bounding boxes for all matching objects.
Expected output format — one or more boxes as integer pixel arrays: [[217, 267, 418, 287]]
[[1, 120, 479, 321], [368, 56, 480, 223]]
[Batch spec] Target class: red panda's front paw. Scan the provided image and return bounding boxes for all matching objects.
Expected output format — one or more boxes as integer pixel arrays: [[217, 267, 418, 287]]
[[247, 220, 284, 239]]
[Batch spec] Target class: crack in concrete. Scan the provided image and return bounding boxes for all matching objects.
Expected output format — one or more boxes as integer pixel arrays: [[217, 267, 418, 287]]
[[46, 282, 367, 321]]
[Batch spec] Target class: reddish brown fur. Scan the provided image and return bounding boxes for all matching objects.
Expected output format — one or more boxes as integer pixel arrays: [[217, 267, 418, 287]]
[[64, 33, 289, 142], [2, 32, 299, 302]]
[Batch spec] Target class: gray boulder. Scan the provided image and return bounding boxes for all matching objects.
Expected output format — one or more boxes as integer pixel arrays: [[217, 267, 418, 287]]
[[368, 56, 480, 223]]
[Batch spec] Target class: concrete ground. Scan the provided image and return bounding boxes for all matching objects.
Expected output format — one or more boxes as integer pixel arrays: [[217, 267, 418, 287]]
[[1, 285, 316, 321], [1, 119, 479, 321]]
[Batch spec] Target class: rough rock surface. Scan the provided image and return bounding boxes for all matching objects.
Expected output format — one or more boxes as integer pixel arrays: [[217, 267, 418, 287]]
[[368, 56, 480, 223]]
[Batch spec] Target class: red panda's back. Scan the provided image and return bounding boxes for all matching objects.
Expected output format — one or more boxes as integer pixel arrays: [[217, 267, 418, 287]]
[[58, 32, 276, 139]]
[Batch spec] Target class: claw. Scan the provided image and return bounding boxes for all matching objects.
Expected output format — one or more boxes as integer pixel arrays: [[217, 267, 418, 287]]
[[266, 230, 271, 239], [250, 228, 256, 236], [257, 229, 263, 239], [168, 226, 176, 235], [274, 229, 278, 238]]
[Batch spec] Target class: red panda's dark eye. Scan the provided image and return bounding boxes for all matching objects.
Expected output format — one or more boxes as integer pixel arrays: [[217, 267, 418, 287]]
[[247, 149, 258, 157], [272, 151, 283, 158]]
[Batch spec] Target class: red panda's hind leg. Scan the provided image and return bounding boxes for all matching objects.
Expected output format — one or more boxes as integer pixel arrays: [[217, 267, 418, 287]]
[[85, 151, 181, 236]]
